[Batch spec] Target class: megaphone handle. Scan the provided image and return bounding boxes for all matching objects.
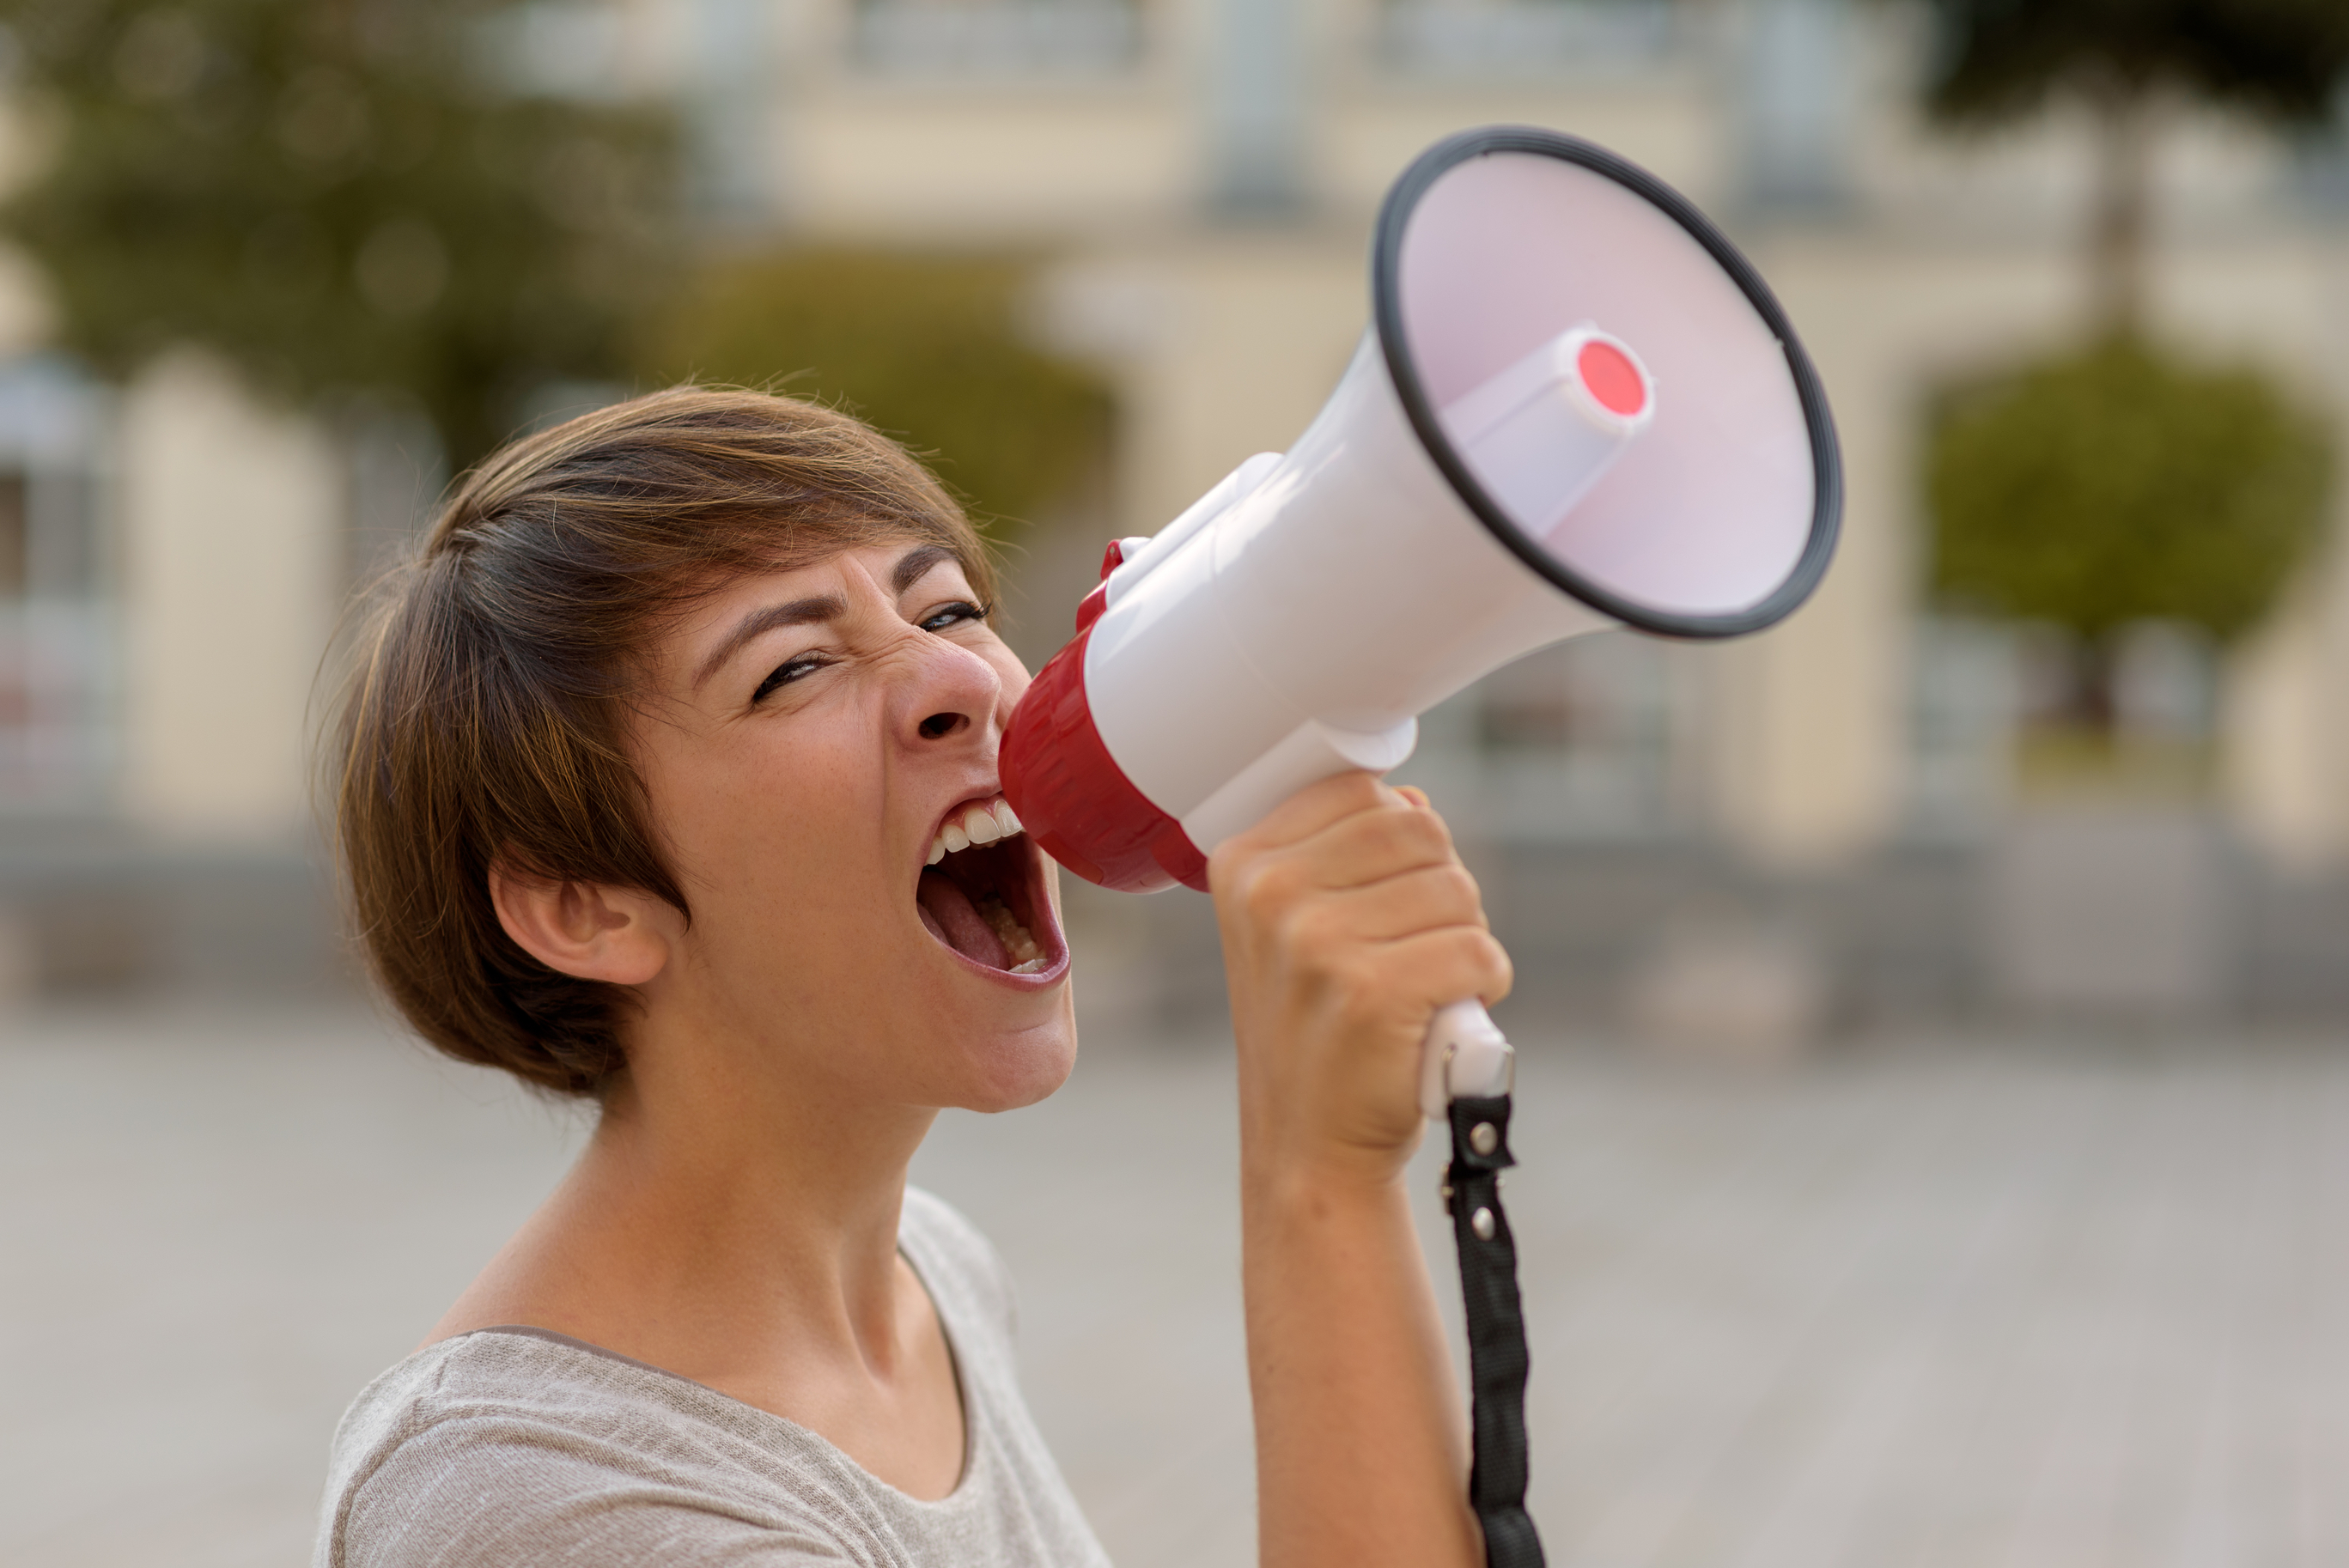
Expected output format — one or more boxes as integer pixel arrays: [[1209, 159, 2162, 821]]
[[1420, 999, 1515, 1120], [1425, 1000, 1544, 1566]]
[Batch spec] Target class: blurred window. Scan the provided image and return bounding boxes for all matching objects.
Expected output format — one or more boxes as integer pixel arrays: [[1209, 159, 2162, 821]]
[[1906, 615, 2017, 838], [1403, 630, 1686, 842], [851, 0, 1143, 76], [1378, 0, 1686, 77], [0, 358, 114, 813], [1737, 0, 1853, 211]]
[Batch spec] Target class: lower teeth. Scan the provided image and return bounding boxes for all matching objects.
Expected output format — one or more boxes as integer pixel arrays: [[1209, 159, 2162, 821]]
[[976, 894, 1044, 970]]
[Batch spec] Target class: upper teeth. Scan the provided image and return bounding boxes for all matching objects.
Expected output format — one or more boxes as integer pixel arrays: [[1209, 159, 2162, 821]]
[[927, 798, 1023, 866]]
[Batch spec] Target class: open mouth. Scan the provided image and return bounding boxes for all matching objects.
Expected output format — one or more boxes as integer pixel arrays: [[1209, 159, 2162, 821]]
[[915, 795, 1067, 983]]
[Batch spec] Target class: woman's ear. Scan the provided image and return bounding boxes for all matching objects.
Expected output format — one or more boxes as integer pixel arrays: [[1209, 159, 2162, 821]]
[[488, 860, 676, 987]]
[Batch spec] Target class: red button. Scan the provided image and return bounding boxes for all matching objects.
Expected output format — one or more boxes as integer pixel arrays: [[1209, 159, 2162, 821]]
[[1577, 339, 1646, 416]]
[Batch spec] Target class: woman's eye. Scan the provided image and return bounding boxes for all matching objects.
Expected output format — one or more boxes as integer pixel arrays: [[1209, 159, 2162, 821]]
[[919, 600, 989, 634], [752, 655, 827, 703]]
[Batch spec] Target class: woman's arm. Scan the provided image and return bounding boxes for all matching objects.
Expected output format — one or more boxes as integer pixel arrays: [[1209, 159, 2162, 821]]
[[1210, 773, 1512, 1568]]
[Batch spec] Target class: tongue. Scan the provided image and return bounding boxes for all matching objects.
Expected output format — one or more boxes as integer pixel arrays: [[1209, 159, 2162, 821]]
[[917, 868, 1011, 969]]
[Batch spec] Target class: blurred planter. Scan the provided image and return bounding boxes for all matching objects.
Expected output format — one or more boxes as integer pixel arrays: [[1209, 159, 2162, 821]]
[[1986, 805, 2235, 1023], [1621, 904, 1829, 1067]]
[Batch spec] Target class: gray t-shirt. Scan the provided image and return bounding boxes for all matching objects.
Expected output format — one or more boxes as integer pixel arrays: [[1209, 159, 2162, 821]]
[[316, 1188, 1112, 1567]]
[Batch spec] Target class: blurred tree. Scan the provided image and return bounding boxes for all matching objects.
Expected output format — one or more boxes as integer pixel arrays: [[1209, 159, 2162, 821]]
[[1920, 0, 2349, 331], [1928, 337, 2330, 718], [638, 249, 1112, 532], [0, 0, 675, 467]]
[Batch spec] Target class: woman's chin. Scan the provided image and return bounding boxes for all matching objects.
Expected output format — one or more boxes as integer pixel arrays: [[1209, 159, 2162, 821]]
[[958, 1012, 1080, 1113]]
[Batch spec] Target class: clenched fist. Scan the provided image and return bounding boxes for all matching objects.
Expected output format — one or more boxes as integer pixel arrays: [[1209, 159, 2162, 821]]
[[1209, 772, 1512, 1189]]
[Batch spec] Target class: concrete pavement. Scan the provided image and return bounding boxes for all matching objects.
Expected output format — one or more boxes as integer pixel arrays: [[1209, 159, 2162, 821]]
[[6, 1001, 2349, 1567]]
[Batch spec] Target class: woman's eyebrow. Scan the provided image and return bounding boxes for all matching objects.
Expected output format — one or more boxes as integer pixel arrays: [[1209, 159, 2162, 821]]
[[892, 544, 956, 593], [692, 593, 845, 690]]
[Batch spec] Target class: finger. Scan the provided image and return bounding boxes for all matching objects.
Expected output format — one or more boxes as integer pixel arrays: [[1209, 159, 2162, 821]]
[[1218, 770, 1390, 857], [1283, 795, 1459, 892], [1216, 811, 1447, 920], [1367, 925, 1516, 1018], [1290, 862, 1487, 949], [1393, 785, 1432, 811]]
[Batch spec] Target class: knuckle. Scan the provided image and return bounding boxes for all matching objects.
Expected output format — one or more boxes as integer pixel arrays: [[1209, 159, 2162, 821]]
[[1391, 805, 1452, 855], [1395, 865, 1482, 930], [1437, 863, 1483, 912], [1473, 932, 1514, 998], [1373, 807, 1444, 856], [1334, 959, 1390, 1020], [1407, 807, 1455, 850], [1238, 857, 1302, 921], [1281, 900, 1336, 956]]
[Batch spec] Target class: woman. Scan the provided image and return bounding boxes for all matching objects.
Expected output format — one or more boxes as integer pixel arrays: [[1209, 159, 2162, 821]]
[[319, 387, 1511, 1568]]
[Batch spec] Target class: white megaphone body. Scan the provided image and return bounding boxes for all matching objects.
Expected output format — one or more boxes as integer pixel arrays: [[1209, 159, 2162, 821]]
[[1001, 127, 1841, 1114]]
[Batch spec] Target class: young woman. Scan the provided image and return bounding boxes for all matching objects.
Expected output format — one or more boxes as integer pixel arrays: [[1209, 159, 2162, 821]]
[[319, 388, 1511, 1568]]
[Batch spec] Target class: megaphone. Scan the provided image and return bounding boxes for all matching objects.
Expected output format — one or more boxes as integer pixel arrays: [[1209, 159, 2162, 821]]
[[1001, 126, 1840, 1107]]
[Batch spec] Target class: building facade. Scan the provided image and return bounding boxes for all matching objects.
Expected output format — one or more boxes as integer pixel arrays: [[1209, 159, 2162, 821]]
[[3, 0, 2346, 1023]]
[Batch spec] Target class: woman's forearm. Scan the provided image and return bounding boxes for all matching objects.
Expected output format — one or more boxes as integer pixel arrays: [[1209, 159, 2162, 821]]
[[1244, 1159, 1481, 1568], [1210, 775, 1511, 1568]]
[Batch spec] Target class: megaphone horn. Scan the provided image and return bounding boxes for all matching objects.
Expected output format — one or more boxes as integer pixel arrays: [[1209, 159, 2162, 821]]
[[1004, 125, 1841, 909]]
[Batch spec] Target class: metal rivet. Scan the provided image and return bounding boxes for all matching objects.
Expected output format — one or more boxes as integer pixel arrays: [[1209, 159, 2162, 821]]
[[1470, 1121, 1499, 1156], [1471, 1206, 1496, 1241]]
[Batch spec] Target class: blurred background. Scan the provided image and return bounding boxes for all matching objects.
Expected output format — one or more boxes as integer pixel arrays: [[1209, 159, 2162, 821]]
[[4, 2, 2349, 1565]]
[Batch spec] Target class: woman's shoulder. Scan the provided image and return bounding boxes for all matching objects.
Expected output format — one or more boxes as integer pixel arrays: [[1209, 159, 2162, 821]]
[[898, 1186, 1019, 1346], [318, 1331, 868, 1566], [316, 1193, 1063, 1568]]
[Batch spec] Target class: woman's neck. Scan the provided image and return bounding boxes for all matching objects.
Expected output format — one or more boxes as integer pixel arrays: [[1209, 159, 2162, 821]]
[[422, 1023, 968, 1498]]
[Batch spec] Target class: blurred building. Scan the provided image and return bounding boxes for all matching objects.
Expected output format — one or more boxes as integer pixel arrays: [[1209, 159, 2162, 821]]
[[3, 0, 2348, 1028]]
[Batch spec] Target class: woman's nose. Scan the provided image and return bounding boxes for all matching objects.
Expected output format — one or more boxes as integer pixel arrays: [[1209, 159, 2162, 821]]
[[898, 635, 1002, 748]]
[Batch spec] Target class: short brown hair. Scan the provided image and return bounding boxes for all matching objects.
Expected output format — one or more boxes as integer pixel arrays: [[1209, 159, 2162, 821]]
[[334, 386, 996, 1096]]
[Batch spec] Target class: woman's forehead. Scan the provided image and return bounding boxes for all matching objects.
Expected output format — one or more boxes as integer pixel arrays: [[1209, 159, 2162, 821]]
[[721, 539, 970, 606]]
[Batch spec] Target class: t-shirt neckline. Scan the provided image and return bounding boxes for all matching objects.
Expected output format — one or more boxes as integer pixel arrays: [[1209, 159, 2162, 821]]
[[456, 1236, 978, 1505]]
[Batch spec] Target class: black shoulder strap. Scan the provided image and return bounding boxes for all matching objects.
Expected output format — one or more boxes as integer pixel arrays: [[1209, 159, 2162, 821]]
[[1445, 1094, 1545, 1568]]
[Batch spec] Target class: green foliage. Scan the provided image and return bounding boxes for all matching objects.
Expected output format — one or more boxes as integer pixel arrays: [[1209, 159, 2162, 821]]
[[1927, 337, 2332, 642], [0, 0, 676, 465], [1920, 0, 2349, 128], [636, 249, 1112, 532]]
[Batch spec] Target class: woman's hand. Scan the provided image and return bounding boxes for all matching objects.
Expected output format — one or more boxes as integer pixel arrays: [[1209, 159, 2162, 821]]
[[1208, 771, 1507, 1568], [1211, 771, 1512, 1189]]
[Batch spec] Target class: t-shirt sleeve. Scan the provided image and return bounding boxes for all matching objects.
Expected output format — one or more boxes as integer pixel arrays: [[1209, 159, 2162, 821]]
[[332, 1415, 864, 1568]]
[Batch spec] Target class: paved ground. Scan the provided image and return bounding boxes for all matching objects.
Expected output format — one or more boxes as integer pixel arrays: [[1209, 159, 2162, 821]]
[[5, 1000, 2349, 1567]]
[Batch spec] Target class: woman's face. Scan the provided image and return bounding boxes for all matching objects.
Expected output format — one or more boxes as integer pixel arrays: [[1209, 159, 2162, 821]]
[[627, 538, 1075, 1115]]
